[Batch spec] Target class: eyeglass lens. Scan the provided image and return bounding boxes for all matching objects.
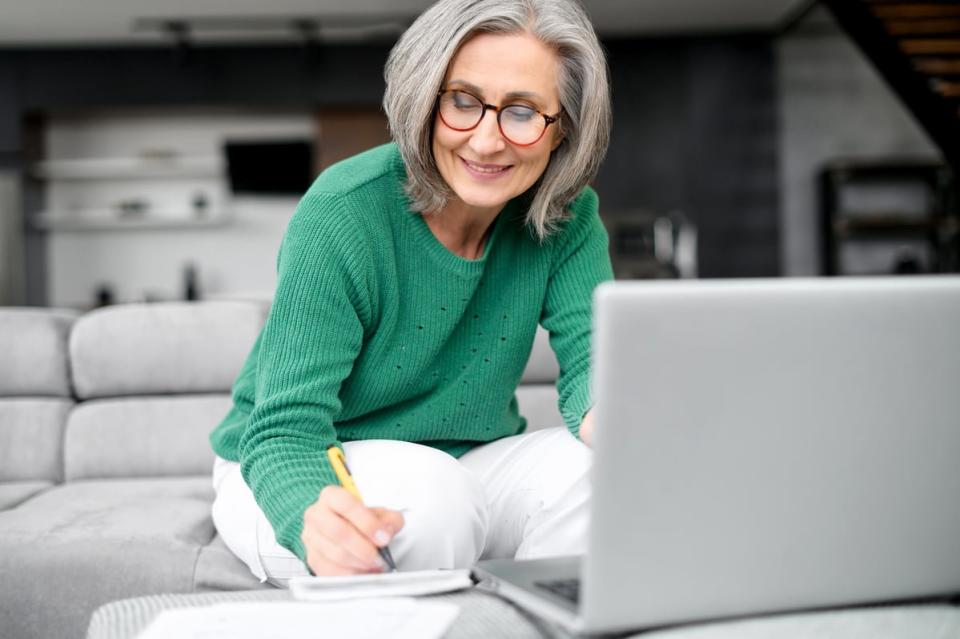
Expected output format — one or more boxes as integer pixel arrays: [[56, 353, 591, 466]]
[[438, 91, 546, 145]]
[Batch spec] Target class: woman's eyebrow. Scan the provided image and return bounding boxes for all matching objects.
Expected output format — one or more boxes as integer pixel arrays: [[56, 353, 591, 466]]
[[446, 79, 484, 94], [504, 90, 543, 100], [446, 79, 545, 102]]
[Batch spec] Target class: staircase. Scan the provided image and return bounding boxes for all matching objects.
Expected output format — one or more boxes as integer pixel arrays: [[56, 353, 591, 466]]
[[820, 0, 960, 171]]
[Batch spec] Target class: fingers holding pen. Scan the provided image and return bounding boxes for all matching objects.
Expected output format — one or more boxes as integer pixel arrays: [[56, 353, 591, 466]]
[[325, 486, 401, 549], [301, 486, 403, 575], [369, 507, 405, 545]]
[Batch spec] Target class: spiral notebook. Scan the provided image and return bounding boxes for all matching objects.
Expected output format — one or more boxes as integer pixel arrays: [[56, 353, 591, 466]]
[[289, 568, 474, 601]]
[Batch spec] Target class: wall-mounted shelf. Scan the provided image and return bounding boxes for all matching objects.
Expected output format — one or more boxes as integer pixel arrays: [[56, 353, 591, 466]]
[[32, 156, 223, 180], [32, 210, 230, 232], [832, 215, 956, 239], [819, 159, 959, 274]]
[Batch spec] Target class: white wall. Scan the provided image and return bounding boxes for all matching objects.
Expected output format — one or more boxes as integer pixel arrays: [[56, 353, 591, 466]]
[[776, 10, 940, 276], [44, 111, 314, 308]]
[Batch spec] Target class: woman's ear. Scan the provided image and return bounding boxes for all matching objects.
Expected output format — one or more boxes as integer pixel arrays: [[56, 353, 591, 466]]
[[550, 133, 565, 152], [549, 116, 566, 151]]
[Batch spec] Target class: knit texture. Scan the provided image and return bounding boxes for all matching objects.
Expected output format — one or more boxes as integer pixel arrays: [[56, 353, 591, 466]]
[[209, 143, 613, 561]]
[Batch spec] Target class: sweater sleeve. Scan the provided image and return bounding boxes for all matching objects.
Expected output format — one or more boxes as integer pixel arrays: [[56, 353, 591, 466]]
[[539, 187, 614, 438], [238, 191, 374, 562]]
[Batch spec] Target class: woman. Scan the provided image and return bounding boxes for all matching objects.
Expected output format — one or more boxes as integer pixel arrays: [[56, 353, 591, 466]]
[[209, 0, 612, 583]]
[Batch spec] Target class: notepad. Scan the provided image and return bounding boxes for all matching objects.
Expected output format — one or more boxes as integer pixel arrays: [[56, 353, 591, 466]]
[[289, 568, 474, 601], [137, 599, 459, 639]]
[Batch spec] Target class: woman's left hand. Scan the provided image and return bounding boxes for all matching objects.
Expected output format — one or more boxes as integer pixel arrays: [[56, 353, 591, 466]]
[[579, 410, 595, 447]]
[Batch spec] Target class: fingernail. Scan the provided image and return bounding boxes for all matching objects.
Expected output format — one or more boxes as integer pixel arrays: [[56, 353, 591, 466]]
[[374, 529, 391, 546]]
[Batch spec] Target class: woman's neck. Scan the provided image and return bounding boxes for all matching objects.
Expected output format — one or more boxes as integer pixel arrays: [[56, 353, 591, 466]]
[[423, 199, 504, 260]]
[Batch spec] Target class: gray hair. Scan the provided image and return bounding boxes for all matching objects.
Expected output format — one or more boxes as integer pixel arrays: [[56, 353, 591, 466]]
[[383, 0, 611, 239]]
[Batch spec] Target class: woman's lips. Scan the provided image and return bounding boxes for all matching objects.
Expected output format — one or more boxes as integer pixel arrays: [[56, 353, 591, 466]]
[[460, 156, 513, 180]]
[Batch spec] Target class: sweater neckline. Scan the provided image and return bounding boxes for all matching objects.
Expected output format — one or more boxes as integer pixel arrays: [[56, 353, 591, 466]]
[[390, 145, 516, 278], [409, 206, 508, 277]]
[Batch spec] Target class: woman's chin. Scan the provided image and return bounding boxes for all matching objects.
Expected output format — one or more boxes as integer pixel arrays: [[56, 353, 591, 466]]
[[452, 190, 513, 214]]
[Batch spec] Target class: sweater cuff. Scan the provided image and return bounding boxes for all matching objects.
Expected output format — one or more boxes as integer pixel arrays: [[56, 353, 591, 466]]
[[289, 531, 309, 564], [257, 454, 341, 566], [277, 487, 330, 565], [561, 381, 592, 439]]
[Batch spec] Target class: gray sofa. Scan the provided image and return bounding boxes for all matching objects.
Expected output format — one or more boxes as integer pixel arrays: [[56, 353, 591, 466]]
[[5, 301, 959, 639], [0, 300, 567, 639]]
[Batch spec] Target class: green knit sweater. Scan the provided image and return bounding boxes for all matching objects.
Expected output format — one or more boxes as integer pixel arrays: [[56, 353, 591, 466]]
[[209, 143, 613, 561]]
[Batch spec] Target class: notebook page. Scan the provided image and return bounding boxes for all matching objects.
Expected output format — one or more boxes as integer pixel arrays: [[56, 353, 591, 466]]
[[136, 599, 459, 639]]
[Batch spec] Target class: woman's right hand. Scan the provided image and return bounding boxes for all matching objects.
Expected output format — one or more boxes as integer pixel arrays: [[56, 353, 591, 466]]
[[300, 485, 405, 576]]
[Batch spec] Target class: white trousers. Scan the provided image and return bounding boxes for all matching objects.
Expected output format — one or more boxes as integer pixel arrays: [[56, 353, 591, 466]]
[[211, 427, 592, 586]]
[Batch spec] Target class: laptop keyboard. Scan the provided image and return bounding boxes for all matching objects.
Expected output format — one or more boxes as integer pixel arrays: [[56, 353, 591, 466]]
[[534, 578, 580, 605]]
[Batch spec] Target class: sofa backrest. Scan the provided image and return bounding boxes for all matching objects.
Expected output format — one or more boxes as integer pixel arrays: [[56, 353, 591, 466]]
[[0, 309, 77, 506], [1, 301, 563, 485], [64, 302, 268, 480], [516, 326, 563, 431]]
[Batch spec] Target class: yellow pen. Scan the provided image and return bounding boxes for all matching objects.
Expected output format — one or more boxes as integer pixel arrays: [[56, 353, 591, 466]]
[[326, 445, 399, 572]]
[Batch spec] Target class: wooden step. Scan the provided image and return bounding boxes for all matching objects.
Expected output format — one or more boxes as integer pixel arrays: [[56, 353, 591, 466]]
[[932, 79, 960, 97], [884, 18, 960, 36], [900, 39, 960, 55], [914, 57, 960, 75], [873, 4, 960, 20]]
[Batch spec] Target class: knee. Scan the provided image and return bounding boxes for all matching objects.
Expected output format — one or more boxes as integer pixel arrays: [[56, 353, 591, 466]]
[[384, 445, 488, 570], [527, 428, 593, 492]]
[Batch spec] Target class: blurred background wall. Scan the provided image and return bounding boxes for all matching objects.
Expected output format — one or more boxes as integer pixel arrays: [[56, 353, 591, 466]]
[[778, 8, 939, 277], [0, 0, 955, 308]]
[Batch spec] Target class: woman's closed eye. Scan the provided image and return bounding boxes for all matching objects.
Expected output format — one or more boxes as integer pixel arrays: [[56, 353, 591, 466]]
[[502, 105, 537, 123], [451, 91, 482, 111]]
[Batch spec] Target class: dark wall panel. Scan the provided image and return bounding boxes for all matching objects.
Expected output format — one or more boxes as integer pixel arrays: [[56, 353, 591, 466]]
[[14, 45, 389, 111], [0, 60, 19, 162], [597, 36, 779, 277]]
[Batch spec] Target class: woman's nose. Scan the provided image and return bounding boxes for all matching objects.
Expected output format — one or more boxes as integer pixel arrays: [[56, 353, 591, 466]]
[[468, 110, 506, 155]]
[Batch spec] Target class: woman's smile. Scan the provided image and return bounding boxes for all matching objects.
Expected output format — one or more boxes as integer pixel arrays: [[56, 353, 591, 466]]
[[460, 156, 514, 179]]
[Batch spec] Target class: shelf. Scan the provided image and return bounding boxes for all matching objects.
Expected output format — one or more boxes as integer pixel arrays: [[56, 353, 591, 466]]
[[819, 159, 959, 274], [833, 215, 959, 239], [822, 159, 947, 184], [32, 210, 230, 232], [835, 217, 935, 233], [32, 156, 224, 180]]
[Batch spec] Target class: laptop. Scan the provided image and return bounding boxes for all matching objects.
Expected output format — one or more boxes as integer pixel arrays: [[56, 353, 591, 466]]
[[474, 277, 960, 636]]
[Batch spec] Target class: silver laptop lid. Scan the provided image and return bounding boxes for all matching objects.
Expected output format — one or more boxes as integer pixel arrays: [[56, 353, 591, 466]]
[[584, 277, 960, 633]]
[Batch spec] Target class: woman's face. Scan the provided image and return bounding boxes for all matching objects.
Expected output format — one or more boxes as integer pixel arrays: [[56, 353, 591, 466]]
[[432, 31, 563, 218]]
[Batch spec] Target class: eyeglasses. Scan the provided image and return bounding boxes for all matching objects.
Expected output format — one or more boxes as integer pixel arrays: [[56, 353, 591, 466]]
[[436, 89, 561, 147]]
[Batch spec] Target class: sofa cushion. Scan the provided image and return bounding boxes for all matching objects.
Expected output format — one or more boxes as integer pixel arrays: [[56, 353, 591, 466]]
[[64, 395, 233, 481], [0, 481, 53, 510], [0, 398, 72, 482], [193, 534, 275, 592], [521, 326, 560, 384], [70, 301, 266, 400], [516, 384, 564, 432], [0, 308, 77, 397], [0, 477, 259, 639]]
